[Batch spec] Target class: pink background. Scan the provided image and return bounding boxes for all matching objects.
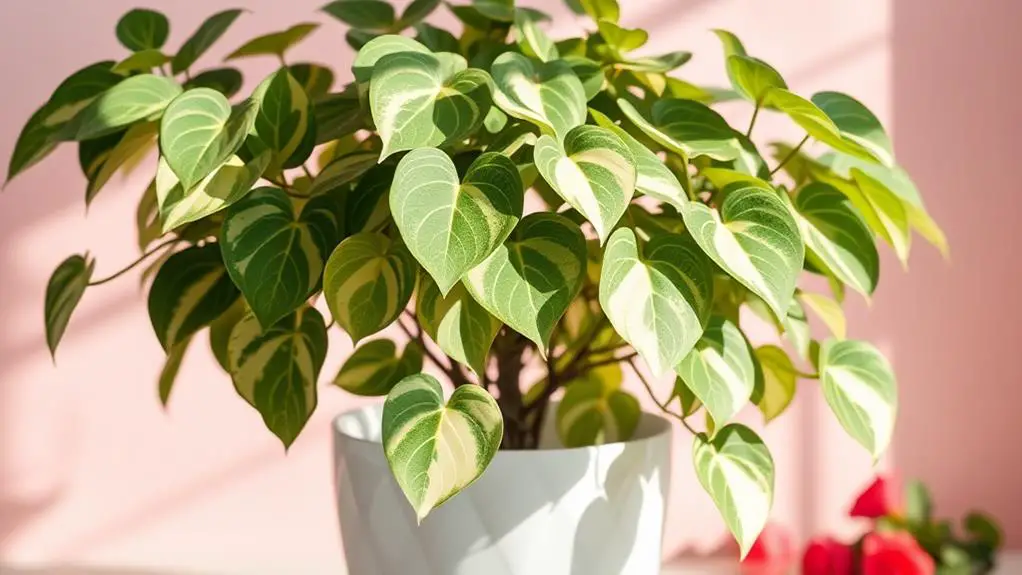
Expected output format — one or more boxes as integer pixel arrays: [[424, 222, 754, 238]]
[[1, 0, 1020, 572]]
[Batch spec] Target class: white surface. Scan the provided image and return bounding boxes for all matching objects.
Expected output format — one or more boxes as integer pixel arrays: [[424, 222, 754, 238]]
[[333, 403, 673, 575]]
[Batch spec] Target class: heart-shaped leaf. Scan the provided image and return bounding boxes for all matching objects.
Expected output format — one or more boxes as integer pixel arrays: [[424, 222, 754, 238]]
[[513, 10, 558, 62], [251, 68, 311, 174], [334, 338, 423, 396], [68, 74, 182, 141], [765, 88, 883, 164], [44, 254, 94, 358], [228, 306, 328, 448], [116, 8, 169, 51], [322, 0, 396, 32], [557, 363, 640, 447], [693, 423, 775, 558], [675, 316, 756, 425], [370, 51, 493, 159], [382, 373, 503, 521], [172, 9, 245, 73], [148, 244, 240, 351], [220, 187, 341, 328], [491, 52, 586, 140], [726, 55, 787, 104], [185, 67, 245, 98], [155, 151, 270, 232], [751, 345, 798, 423], [812, 91, 894, 167], [352, 34, 431, 88], [617, 97, 743, 161], [323, 232, 417, 343], [464, 213, 587, 354], [391, 149, 523, 294], [818, 339, 898, 459], [798, 291, 846, 339], [534, 125, 636, 244], [226, 23, 319, 60], [682, 181, 804, 319], [600, 227, 713, 375], [417, 272, 502, 376], [597, 19, 647, 55]]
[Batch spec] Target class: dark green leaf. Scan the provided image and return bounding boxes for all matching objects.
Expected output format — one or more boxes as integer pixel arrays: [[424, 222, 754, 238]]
[[321, 0, 396, 32], [172, 9, 245, 73], [44, 254, 94, 358], [184, 67, 244, 98], [225, 23, 319, 60], [116, 8, 170, 51]]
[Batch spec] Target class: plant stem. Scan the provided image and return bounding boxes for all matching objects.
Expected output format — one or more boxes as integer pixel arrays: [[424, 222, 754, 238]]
[[626, 357, 697, 435], [746, 101, 761, 138], [770, 134, 810, 177], [397, 314, 471, 388], [87, 238, 180, 287]]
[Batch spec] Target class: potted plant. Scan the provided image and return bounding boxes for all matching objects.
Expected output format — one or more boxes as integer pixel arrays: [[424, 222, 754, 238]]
[[8, 0, 947, 573]]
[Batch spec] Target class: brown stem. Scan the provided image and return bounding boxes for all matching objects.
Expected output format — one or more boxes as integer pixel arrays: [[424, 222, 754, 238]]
[[396, 315, 471, 388], [492, 329, 527, 448], [626, 357, 697, 435], [559, 351, 638, 382]]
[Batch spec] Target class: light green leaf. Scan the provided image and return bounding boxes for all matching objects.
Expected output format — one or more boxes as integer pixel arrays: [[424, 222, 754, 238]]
[[185, 67, 245, 98], [683, 181, 804, 319], [323, 232, 417, 343], [812, 91, 894, 167], [514, 10, 559, 62], [752, 344, 797, 422], [615, 51, 692, 73], [136, 179, 162, 250], [579, 0, 619, 23], [321, 0, 396, 32], [491, 52, 586, 141], [154, 151, 270, 232], [400, 0, 442, 26], [251, 68, 311, 174], [112, 49, 170, 74], [289, 63, 335, 99], [557, 363, 639, 447], [116, 8, 169, 51], [617, 98, 743, 161], [675, 316, 755, 425], [172, 9, 245, 74], [160, 89, 257, 191], [391, 149, 523, 294], [228, 306, 328, 448], [159, 336, 192, 407], [225, 23, 319, 60], [818, 339, 898, 459], [701, 167, 770, 190], [220, 187, 341, 328], [417, 273, 502, 376], [673, 377, 703, 417], [850, 168, 911, 265], [726, 55, 787, 104], [209, 298, 248, 371], [147, 244, 240, 351], [308, 150, 379, 197], [334, 338, 423, 396], [693, 423, 775, 558], [598, 19, 647, 55], [797, 291, 846, 339], [351, 34, 431, 87], [712, 29, 747, 58], [68, 74, 182, 141], [534, 125, 635, 243], [565, 56, 603, 100], [85, 121, 158, 205], [383, 374, 503, 521], [765, 88, 883, 164], [600, 228, 713, 376], [8, 105, 62, 185], [464, 213, 586, 355], [44, 254, 94, 358]]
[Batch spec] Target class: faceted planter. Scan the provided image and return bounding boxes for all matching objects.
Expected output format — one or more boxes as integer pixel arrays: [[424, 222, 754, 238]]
[[333, 403, 672, 575]]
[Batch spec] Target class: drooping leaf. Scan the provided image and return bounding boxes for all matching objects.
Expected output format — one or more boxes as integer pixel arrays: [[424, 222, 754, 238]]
[[417, 273, 502, 376], [765, 88, 883, 164], [159, 336, 192, 407], [7, 105, 60, 185], [209, 298, 247, 371], [334, 338, 423, 396], [818, 339, 898, 459], [67, 74, 182, 141], [84, 121, 158, 205], [184, 67, 245, 98], [812, 91, 894, 167], [675, 316, 756, 425], [136, 179, 162, 250], [116, 8, 170, 52], [797, 291, 846, 339], [321, 0, 396, 32], [172, 9, 245, 73], [617, 97, 743, 161], [557, 363, 640, 447], [112, 49, 170, 74], [44, 254, 94, 358], [752, 344, 797, 422], [225, 23, 319, 60], [514, 10, 558, 62], [289, 63, 335, 99], [154, 151, 270, 232], [490, 52, 586, 141], [250, 68, 311, 174], [849, 168, 912, 265]]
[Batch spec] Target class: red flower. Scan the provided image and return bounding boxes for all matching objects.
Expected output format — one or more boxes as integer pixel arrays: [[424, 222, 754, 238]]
[[850, 475, 904, 519], [861, 531, 935, 575], [741, 522, 796, 575], [802, 537, 853, 575]]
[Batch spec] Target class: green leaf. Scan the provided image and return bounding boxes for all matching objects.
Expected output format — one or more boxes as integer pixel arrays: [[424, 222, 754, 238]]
[[185, 67, 245, 98], [345, 163, 393, 233], [351, 34, 431, 87], [617, 98, 743, 161], [44, 254, 94, 358], [683, 181, 804, 319], [615, 51, 692, 73], [346, 29, 381, 51], [712, 29, 748, 58], [693, 423, 775, 558], [307, 150, 379, 196], [155, 151, 270, 232], [7, 105, 61, 185], [557, 363, 639, 447], [116, 8, 169, 51], [160, 90, 257, 191], [321, 0, 396, 32], [812, 91, 894, 167], [752, 344, 797, 422], [323, 232, 417, 343], [565, 56, 603, 100], [726, 55, 787, 104], [289, 63, 335, 99], [675, 316, 755, 424], [225, 23, 319, 60], [383, 374, 503, 521], [391, 149, 523, 294], [172, 9, 245, 73], [148, 244, 240, 351], [964, 512, 1003, 549], [818, 338, 898, 459], [673, 377, 703, 417], [84, 121, 158, 205], [414, 23, 459, 53], [600, 228, 713, 376], [797, 291, 846, 339], [159, 336, 192, 407], [228, 306, 328, 448], [534, 125, 636, 243], [579, 0, 619, 23], [68, 74, 182, 141], [334, 338, 423, 396], [514, 10, 558, 62], [369, 51, 493, 159], [417, 273, 502, 376], [209, 298, 247, 371], [905, 480, 932, 525], [765, 88, 883, 164], [136, 179, 162, 250], [464, 213, 586, 355], [491, 52, 586, 141], [400, 0, 442, 26], [220, 187, 341, 328], [312, 89, 364, 143], [849, 168, 912, 264], [598, 19, 647, 55], [112, 49, 170, 74], [794, 182, 879, 297], [251, 68, 312, 174]]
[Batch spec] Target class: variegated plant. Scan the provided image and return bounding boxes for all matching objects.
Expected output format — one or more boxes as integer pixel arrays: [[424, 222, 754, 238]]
[[12, 0, 945, 555]]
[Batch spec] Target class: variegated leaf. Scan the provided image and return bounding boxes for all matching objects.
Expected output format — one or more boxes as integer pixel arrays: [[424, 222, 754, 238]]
[[67, 74, 182, 141], [346, 163, 394, 234], [308, 150, 380, 197], [617, 97, 743, 161], [84, 121, 158, 205], [818, 339, 898, 459], [765, 88, 883, 164], [155, 151, 270, 232], [159, 336, 192, 407], [556, 363, 640, 447], [44, 254, 94, 358], [417, 272, 502, 376], [812, 91, 894, 167], [251, 68, 311, 174], [334, 338, 423, 396], [490, 52, 586, 140], [675, 316, 756, 425]]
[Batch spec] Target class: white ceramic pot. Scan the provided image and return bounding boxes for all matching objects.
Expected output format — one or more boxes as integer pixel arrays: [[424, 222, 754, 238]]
[[333, 403, 672, 575]]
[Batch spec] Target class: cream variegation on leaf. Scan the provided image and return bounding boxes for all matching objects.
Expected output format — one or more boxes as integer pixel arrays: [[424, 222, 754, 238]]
[[818, 339, 898, 459], [490, 52, 586, 141]]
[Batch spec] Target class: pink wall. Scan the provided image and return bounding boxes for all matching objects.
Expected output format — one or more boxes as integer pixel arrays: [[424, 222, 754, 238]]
[[0, 0, 1016, 572]]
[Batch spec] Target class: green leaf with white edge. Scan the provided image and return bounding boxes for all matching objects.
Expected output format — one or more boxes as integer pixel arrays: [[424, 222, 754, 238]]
[[251, 68, 311, 174], [44, 254, 94, 358], [323, 232, 417, 343], [693, 423, 775, 558], [289, 63, 335, 99], [155, 151, 270, 233], [209, 298, 247, 371], [185, 68, 245, 98], [68, 74, 182, 141], [794, 182, 879, 297], [818, 339, 898, 459], [112, 49, 170, 74], [225, 23, 319, 60], [370, 51, 493, 159], [147, 243, 240, 351], [598, 19, 647, 56], [382, 373, 503, 521], [464, 212, 586, 355], [514, 10, 558, 62], [616, 51, 692, 73], [534, 125, 635, 244], [812, 91, 894, 167], [764, 88, 883, 164], [417, 273, 502, 376], [160, 90, 257, 191], [220, 187, 341, 328], [490, 52, 587, 141], [85, 121, 158, 205], [675, 316, 756, 425], [600, 228, 714, 376], [683, 181, 804, 319], [351, 34, 431, 88], [797, 291, 846, 339], [172, 9, 245, 74], [308, 150, 379, 197], [228, 306, 328, 448], [321, 0, 396, 32], [400, 0, 441, 26], [557, 363, 640, 447], [391, 149, 523, 295], [579, 0, 619, 23], [334, 338, 423, 396], [752, 344, 797, 423], [116, 8, 169, 51], [617, 98, 743, 161], [726, 55, 787, 104], [850, 168, 912, 265], [159, 335, 192, 407]]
